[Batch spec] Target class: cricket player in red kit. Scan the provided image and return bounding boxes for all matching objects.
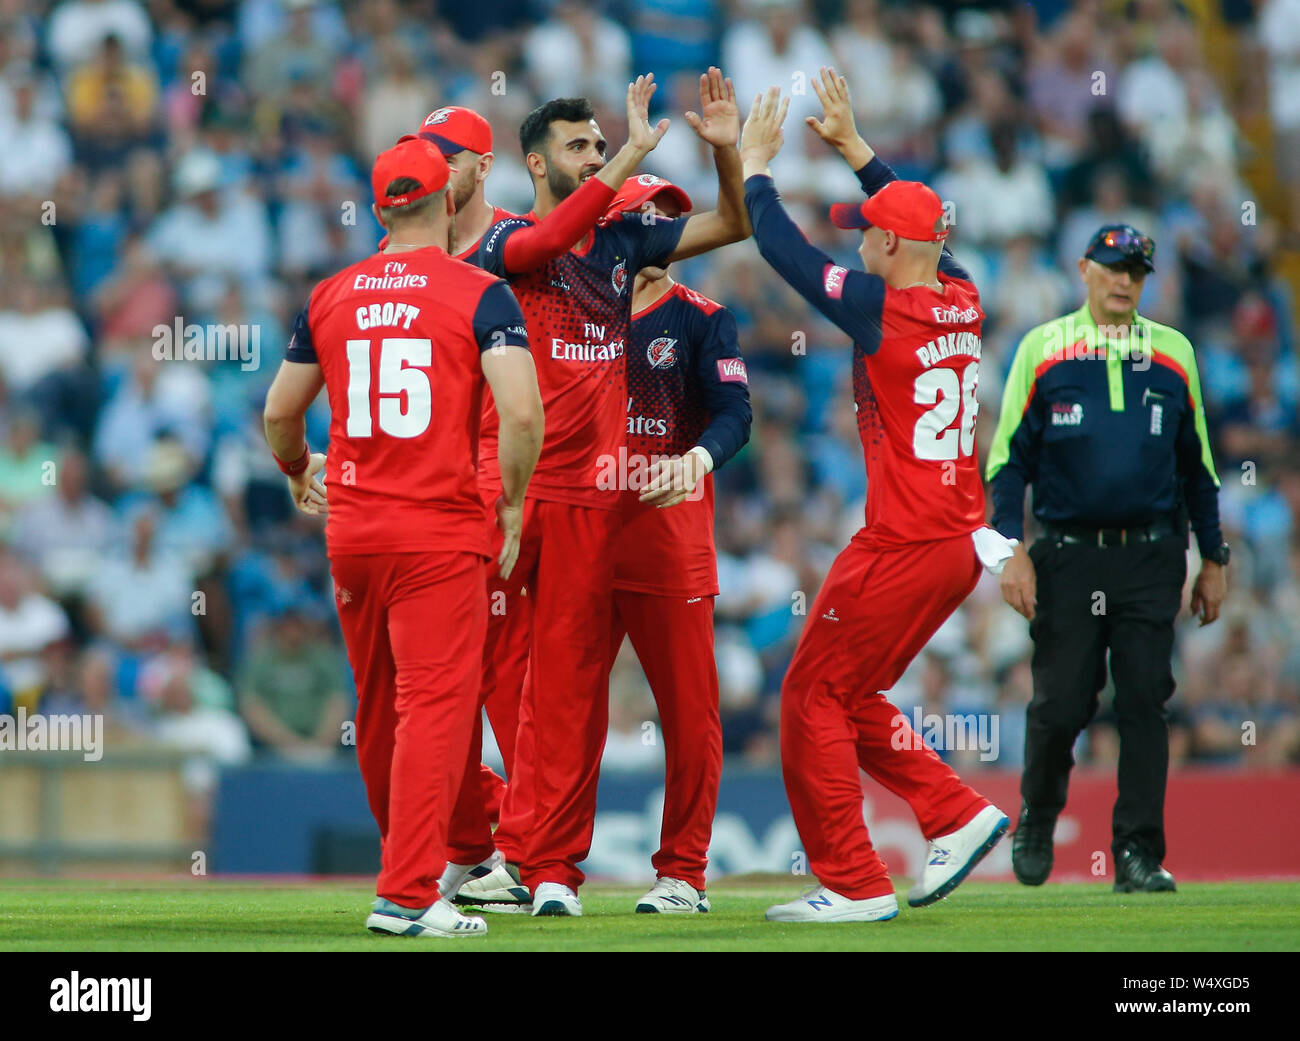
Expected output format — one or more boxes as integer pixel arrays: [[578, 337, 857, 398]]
[[397, 103, 708, 841], [740, 71, 1011, 923], [261, 137, 543, 938], [598, 175, 752, 913], [450, 69, 751, 917]]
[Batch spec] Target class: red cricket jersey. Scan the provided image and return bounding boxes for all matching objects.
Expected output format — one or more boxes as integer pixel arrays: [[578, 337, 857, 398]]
[[854, 273, 987, 547], [473, 210, 685, 509], [285, 247, 529, 557], [746, 169, 987, 551], [614, 283, 749, 597]]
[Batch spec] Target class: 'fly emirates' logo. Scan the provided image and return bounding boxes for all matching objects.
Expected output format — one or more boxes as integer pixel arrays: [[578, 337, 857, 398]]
[[551, 322, 625, 362]]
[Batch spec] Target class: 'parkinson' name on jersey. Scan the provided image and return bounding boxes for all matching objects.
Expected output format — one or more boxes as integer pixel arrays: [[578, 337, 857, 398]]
[[916, 330, 982, 369]]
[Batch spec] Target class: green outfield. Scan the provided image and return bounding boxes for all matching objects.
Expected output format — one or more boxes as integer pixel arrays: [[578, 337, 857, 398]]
[[0, 878, 1297, 952]]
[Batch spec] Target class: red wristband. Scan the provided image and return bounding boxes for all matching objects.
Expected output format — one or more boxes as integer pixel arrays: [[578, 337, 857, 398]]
[[275, 445, 311, 476]]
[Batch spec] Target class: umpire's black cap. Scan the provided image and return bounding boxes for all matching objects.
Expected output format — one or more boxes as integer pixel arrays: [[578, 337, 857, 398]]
[[1085, 224, 1156, 272]]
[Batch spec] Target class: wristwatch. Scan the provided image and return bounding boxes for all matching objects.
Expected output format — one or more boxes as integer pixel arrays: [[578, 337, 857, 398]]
[[1205, 542, 1230, 566]]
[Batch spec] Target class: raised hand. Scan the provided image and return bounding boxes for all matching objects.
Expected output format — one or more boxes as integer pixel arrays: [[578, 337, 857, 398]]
[[807, 66, 874, 168], [684, 66, 740, 148], [626, 74, 671, 159], [740, 86, 790, 171]]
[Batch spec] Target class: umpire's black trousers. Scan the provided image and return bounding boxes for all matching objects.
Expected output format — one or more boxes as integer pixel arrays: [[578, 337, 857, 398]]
[[1022, 534, 1186, 861]]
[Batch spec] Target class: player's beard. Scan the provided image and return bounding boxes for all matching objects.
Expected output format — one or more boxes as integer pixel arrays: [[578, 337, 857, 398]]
[[450, 166, 477, 213], [546, 164, 582, 203], [447, 213, 458, 256]]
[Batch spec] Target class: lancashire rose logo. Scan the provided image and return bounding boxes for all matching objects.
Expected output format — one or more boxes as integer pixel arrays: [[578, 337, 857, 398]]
[[424, 108, 453, 126], [647, 336, 677, 369], [612, 259, 628, 296], [637, 173, 665, 188]]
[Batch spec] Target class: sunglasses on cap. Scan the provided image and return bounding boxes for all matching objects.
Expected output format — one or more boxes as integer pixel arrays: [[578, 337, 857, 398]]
[[1099, 228, 1154, 262]]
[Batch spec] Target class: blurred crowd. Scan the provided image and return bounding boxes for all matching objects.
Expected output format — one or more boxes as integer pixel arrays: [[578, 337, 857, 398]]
[[1, 0, 1297, 816]]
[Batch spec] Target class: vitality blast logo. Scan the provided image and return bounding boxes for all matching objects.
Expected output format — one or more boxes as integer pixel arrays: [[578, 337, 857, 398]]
[[50, 973, 151, 1021]]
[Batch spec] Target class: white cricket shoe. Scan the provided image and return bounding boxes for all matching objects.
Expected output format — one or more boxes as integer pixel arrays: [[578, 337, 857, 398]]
[[765, 885, 898, 923], [437, 856, 482, 902], [453, 853, 532, 909], [366, 897, 487, 938], [635, 877, 711, 914], [531, 882, 583, 917], [907, 804, 1010, 908]]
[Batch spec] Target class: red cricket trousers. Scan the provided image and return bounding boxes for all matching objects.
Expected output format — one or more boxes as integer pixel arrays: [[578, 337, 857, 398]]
[[330, 550, 487, 908], [781, 530, 989, 900], [609, 591, 721, 892], [464, 497, 618, 891]]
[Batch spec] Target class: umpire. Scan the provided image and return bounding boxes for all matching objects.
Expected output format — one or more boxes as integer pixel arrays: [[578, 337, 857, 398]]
[[986, 224, 1228, 893]]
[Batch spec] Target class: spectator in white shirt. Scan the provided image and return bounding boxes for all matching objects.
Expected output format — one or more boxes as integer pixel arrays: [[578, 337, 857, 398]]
[[146, 149, 271, 311], [87, 508, 196, 652], [11, 446, 117, 597], [723, 0, 833, 179], [93, 352, 212, 491], [46, 0, 152, 73], [933, 121, 1054, 248], [0, 279, 89, 397], [0, 72, 72, 197], [1259, 0, 1300, 227], [0, 549, 71, 710], [523, 1, 631, 112]]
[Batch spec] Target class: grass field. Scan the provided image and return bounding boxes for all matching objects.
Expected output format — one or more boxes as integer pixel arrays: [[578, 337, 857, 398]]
[[1, 877, 1297, 951]]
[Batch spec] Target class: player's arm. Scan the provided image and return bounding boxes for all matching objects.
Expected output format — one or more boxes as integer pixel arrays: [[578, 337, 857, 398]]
[[664, 67, 751, 262], [740, 88, 886, 350], [476, 281, 543, 579], [986, 331, 1047, 620], [1172, 338, 1226, 625], [807, 66, 973, 284], [496, 75, 670, 275], [641, 307, 753, 507], [263, 304, 327, 516]]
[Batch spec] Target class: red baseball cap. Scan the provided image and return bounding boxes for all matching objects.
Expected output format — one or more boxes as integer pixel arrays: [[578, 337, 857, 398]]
[[829, 181, 948, 242], [371, 138, 450, 208], [605, 173, 693, 220], [403, 106, 493, 156]]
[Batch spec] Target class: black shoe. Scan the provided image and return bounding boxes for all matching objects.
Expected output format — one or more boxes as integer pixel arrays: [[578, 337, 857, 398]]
[[1113, 844, 1177, 893], [1011, 808, 1054, 886]]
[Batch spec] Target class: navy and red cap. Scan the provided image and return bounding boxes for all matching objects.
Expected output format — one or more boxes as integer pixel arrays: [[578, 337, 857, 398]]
[[400, 106, 494, 156], [604, 173, 693, 220], [371, 138, 450, 208], [830, 180, 948, 242], [1084, 223, 1155, 272]]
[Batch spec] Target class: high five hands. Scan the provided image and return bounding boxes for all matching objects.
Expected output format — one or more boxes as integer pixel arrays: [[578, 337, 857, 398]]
[[625, 74, 671, 159], [685, 67, 741, 148], [740, 87, 790, 176]]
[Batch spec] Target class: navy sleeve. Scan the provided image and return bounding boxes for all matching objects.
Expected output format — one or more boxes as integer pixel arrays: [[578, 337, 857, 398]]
[[744, 174, 886, 353], [477, 218, 533, 278], [615, 212, 687, 271], [691, 306, 752, 470], [1174, 403, 1224, 557], [285, 303, 317, 363], [853, 156, 974, 284], [989, 399, 1045, 542], [472, 280, 530, 353]]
